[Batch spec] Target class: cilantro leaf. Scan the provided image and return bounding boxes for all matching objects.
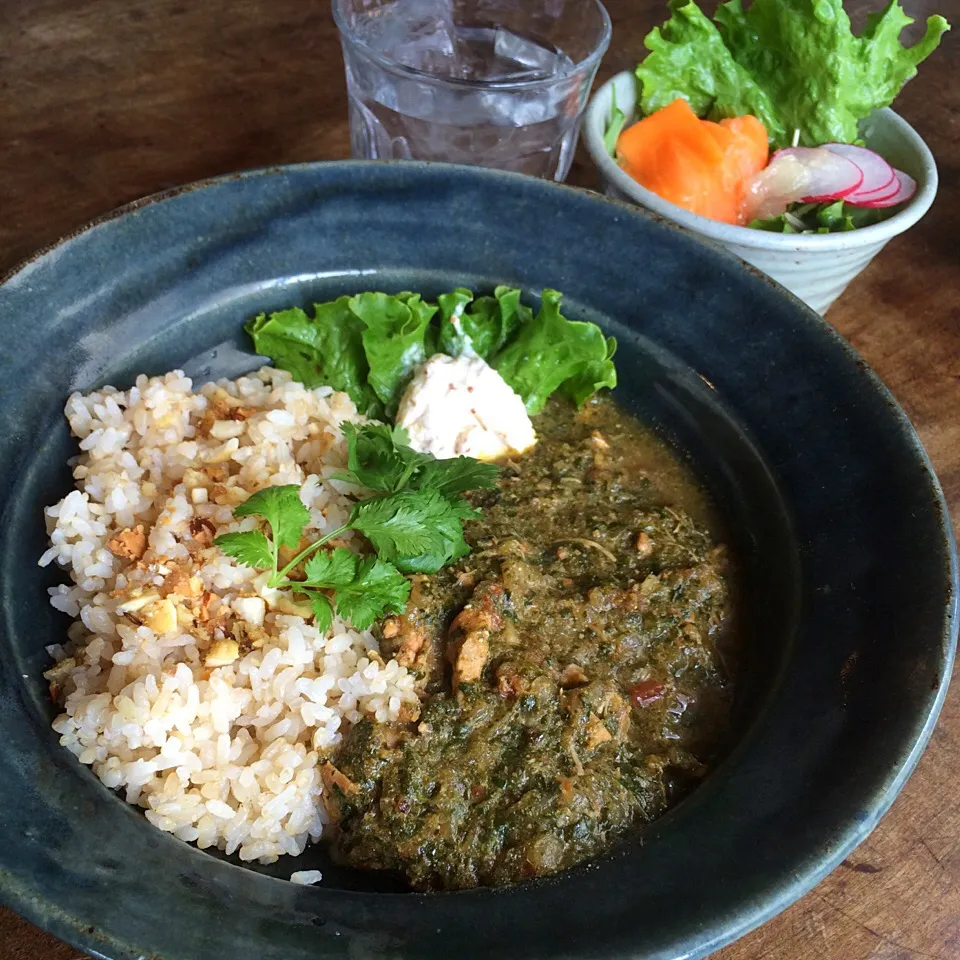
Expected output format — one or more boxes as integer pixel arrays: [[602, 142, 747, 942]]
[[303, 547, 361, 588], [492, 290, 618, 415], [233, 485, 310, 550], [394, 498, 474, 575], [349, 292, 438, 415], [300, 548, 410, 631], [336, 422, 430, 493], [348, 490, 454, 562], [414, 457, 501, 497], [307, 591, 334, 633], [333, 557, 411, 631], [213, 531, 274, 569], [336, 423, 500, 498], [215, 456, 489, 632], [349, 490, 477, 575]]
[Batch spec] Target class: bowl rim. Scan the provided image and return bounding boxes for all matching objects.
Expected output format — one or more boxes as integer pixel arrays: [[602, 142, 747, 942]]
[[0, 159, 956, 960], [583, 70, 939, 251]]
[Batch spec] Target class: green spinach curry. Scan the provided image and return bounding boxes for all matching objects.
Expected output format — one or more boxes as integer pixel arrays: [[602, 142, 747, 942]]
[[323, 395, 735, 890]]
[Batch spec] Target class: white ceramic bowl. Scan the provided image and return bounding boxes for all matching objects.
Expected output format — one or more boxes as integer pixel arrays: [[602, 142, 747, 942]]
[[583, 71, 939, 314]]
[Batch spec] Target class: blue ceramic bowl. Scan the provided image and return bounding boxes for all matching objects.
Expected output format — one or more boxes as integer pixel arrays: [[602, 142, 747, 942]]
[[0, 162, 956, 960]]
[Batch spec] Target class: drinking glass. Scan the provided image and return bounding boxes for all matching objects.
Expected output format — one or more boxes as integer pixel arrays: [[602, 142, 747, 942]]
[[332, 0, 612, 181]]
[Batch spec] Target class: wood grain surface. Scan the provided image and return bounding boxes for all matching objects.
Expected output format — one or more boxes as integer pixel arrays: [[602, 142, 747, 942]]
[[1, 1, 957, 957]]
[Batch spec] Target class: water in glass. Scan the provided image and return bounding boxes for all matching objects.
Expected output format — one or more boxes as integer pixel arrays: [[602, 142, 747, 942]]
[[336, 0, 610, 181]]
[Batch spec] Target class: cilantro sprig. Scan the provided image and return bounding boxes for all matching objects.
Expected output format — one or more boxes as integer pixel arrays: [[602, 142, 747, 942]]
[[213, 425, 499, 632]]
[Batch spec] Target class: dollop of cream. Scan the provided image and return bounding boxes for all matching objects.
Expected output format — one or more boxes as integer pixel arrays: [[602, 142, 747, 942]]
[[396, 354, 536, 461]]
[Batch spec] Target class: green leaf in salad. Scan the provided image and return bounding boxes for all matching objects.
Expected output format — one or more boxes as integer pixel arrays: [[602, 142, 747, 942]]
[[714, 0, 949, 147], [636, 0, 787, 144], [349, 292, 439, 416], [604, 89, 628, 157], [749, 200, 887, 233], [493, 289, 618, 415], [633, 0, 949, 151]]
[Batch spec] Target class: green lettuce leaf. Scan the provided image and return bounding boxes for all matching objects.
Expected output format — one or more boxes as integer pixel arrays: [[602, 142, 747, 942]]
[[715, 0, 949, 147], [436, 288, 475, 356], [636, 0, 786, 144], [492, 290, 618, 415], [561, 336, 619, 407], [248, 286, 618, 420], [310, 298, 382, 416], [245, 300, 381, 416], [349, 292, 438, 416], [439, 285, 530, 361], [634, 0, 950, 150], [245, 308, 325, 388]]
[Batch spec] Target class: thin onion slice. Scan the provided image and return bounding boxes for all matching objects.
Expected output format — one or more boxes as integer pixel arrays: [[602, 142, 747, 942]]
[[822, 143, 896, 202]]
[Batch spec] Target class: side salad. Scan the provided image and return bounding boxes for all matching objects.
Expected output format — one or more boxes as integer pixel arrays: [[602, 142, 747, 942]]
[[605, 0, 949, 232]]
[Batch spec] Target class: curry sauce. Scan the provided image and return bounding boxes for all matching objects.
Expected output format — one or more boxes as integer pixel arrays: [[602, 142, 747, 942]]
[[327, 395, 735, 889]]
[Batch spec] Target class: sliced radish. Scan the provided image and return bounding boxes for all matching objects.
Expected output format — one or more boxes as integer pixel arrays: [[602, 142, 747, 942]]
[[774, 147, 864, 201], [856, 170, 917, 208], [850, 177, 903, 205], [744, 147, 863, 220], [821, 143, 896, 201]]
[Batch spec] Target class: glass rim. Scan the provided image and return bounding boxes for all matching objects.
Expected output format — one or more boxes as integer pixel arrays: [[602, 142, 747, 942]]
[[331, 0, 612, 92]]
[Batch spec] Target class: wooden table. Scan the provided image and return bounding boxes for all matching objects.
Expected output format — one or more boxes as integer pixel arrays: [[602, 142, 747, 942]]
[[1, 1, 957, 957]]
